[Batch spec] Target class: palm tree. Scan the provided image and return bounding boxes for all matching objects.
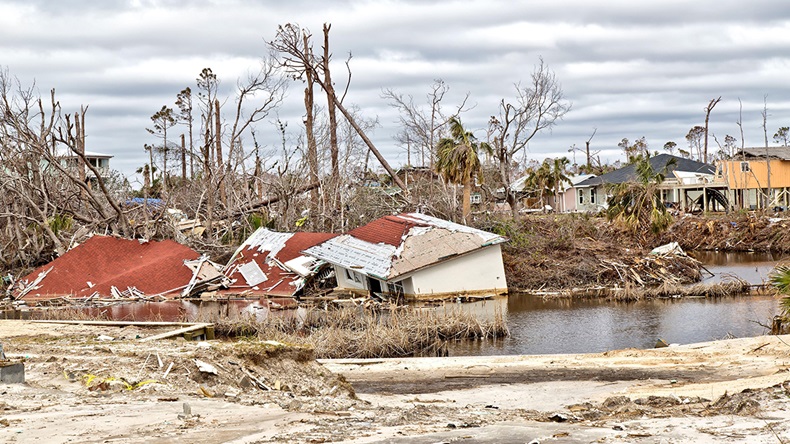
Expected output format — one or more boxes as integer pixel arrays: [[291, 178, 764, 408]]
[[771, 266, 790, 324], [525, 160, 551, 210], [606, 155, 675, 240], [549, 157, 571, 211], [435, 117, 491, 223]]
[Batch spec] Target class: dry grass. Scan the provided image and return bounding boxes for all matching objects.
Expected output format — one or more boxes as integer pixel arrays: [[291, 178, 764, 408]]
[[534, 279, 754, 303], [207, 304, 509, 359]]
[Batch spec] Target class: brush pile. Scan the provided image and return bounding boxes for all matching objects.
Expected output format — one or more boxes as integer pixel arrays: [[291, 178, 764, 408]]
[[661, 213, 790, 252]]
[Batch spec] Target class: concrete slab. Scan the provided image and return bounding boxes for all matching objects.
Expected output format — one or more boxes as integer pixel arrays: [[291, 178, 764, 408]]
[[0, 361, 25, 383]]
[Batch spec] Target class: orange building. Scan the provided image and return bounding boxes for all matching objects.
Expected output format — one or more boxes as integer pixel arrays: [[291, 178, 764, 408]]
[[719, 147, 790, 210]]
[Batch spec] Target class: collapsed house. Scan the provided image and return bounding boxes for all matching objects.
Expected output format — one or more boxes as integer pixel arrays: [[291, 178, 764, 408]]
[[14, 235, 225, 302], [303, 213, 508, 300], [222, 228, 338, 298]]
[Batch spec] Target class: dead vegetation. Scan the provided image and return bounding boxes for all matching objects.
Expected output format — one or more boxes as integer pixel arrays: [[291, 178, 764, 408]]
[[206, 305, 508, 359], [27, 304, 509, 359], [478, 214, 705, 292], [661, 212, 790, 252], [530, 279, 754, 302]]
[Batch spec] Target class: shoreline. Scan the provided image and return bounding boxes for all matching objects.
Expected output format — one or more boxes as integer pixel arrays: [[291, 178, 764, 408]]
[[2, 321, 790, 442]]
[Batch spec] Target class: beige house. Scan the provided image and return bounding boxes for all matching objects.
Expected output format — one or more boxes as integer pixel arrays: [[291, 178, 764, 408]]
[[304, 213, 508, 300]]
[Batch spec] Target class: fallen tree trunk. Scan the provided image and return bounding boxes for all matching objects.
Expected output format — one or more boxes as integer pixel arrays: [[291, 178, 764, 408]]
[[227, 181, 320, 219]]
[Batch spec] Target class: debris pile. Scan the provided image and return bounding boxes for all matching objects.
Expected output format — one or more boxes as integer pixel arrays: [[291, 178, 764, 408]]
[[661, 213, 790, 252]]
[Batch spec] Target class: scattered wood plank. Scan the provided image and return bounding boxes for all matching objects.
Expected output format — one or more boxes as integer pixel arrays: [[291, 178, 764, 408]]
[[31, 320, 197, 327], [139, 323, 213, 343]]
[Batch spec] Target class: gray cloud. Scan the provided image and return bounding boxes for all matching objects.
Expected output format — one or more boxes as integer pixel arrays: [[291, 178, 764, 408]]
[[3, 0, 790, 177]]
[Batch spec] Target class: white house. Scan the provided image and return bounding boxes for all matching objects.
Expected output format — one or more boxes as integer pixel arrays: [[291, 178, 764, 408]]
[[571, 154, 720, 212], [303, 213, 508, 300], [55, 148, 113, 185]]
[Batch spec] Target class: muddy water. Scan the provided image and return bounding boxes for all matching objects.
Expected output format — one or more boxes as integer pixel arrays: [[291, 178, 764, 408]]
[[692, 250, 789, 284], [448, 251, 786, 357]]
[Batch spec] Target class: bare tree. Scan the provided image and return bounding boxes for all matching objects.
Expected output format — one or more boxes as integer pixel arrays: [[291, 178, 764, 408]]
[[585, 128, 597, 170], [0, 68, 130, 268], [322, 23, 340, 179], [685, 126, 705, 161], [487, 58, 571, 216], [270, 23, 407, 191], [762, 96, 772, 206], [703, 96, 721, 163], [175, 87, 194, 178]]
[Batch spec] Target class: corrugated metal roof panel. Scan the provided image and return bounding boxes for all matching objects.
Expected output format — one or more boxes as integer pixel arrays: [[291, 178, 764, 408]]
[[303, 234, 395, 279]]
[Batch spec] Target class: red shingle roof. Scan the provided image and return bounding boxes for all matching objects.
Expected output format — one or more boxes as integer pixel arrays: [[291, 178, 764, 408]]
[[347, 215, 419, 246], [18, 236, 201, 300]]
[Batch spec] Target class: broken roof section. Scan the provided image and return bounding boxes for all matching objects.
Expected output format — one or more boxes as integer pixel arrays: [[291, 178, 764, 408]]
[[304, 213, 507, 281], [222, 228, 338, 297], [15, 235, 222, 301]]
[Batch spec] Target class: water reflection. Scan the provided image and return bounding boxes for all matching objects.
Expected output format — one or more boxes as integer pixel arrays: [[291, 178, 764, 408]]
[[448, 293, 780, 356], [691, 251, 789, 284]]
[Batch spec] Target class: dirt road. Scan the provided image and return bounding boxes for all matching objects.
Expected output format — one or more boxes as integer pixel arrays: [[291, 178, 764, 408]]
[[2, 320, 790, 443]]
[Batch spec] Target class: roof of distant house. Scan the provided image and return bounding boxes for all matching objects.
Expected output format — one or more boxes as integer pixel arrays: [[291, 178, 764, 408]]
[[737, 147, 790, 160], [222, 229, 338, 297], [304, 213, 506, 281], [576, 154, 714, 187], [54, 148, 114, 159], [16, 235, 201, 300]]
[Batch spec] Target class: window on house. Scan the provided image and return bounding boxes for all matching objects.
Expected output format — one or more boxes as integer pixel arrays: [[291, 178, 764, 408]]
[[579, 191, 584, 204], [388, 281, 405, 299], [590, 189, 596, 204], [741, 162, 750, 172]]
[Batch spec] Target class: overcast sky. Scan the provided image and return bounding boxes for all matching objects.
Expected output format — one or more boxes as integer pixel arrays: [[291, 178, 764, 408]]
[[3, 0, 790, 182]]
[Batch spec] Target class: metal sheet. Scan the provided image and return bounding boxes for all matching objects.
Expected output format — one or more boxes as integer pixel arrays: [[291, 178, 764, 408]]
[[304, 234, 395, 279]]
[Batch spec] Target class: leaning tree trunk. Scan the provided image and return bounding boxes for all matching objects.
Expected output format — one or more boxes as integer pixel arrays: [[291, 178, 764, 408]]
[[462, 174, 472, 224]]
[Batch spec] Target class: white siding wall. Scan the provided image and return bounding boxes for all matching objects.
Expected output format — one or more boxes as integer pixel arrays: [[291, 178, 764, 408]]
[[335, 265, 368, 291], [407, 245, 507, 295]]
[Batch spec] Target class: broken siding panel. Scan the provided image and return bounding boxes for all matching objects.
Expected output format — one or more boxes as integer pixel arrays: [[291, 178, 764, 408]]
[[238, 229, 294, 260], [238, 261, 267, 287]]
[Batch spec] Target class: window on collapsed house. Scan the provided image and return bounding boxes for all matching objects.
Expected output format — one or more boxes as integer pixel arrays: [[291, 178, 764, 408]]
[[741, 161, 750, 172], [470, 193, 482, 204], [388, 281, 405, 298], [345, 269, 362, 283]]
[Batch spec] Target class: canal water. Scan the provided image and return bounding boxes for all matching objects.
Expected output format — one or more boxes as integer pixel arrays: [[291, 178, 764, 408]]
[[447, 251, 788, 357]]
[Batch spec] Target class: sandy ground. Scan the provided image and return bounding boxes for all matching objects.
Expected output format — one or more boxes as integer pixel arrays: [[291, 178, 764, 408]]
[[2, 320, 790, 443]]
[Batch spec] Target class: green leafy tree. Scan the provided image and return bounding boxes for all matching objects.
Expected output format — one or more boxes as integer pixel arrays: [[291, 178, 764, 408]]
[[435, 117, 491, 223], [606, 155, 675, 239], [771, 265, 790, 319]]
